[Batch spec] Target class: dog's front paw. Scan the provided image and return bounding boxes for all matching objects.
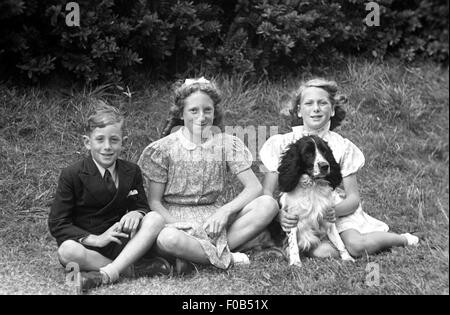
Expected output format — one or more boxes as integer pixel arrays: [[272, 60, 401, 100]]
[[340, 252, 355, 262], [289, 259, 303, 268]]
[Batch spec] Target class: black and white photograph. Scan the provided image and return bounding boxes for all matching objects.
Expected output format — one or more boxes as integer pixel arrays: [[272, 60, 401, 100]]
[[0, 0, 448, 297]]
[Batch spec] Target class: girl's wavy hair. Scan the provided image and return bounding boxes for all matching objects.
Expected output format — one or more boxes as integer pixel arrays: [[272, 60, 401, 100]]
[[290, 78, 347, 131], [160, 78, 223, 138]]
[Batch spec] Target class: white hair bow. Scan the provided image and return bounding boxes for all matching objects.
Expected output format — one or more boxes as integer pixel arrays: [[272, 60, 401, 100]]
[[183, 77, 211, 86]]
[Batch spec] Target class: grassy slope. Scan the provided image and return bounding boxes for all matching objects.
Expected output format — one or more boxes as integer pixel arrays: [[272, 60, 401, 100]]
[[0, 59, 448, 295]]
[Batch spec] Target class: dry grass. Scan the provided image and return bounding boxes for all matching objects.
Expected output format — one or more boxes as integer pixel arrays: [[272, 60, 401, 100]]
[[0, 59, 448, 295]]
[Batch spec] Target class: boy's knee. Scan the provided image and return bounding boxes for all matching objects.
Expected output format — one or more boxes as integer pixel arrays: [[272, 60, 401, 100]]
[[58, 240, 85, 265], [156, 228, 183, 254]]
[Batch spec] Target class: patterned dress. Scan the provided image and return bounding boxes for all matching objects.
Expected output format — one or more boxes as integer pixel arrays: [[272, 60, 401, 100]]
[[138, 127, 253, 269], [259, 124, 389, 234]]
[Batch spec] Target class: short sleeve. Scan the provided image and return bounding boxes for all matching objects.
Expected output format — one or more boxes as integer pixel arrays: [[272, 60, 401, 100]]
[[340, 138, 365, 177], [137, 142, 169, 184], [259, 134, 284, 172], [224, 135, 253, 175]]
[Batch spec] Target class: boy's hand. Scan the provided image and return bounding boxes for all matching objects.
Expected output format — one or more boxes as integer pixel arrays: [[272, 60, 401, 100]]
[[93, 223, 129, 247], [324, 206, 336, 223], [279, 209, 299, 232], [118, 211, 144, 238]]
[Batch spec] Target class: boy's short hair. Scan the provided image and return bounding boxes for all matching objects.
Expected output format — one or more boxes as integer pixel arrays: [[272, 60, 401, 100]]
[[85, 99, 125, 135]]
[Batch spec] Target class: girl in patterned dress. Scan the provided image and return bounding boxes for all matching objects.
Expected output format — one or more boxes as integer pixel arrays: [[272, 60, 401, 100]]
[[138, 78, 278, 270], [258, 78, 419, 259]]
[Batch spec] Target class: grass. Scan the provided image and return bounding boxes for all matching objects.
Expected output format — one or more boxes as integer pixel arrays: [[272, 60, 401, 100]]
[[0, 58, 448, 295]]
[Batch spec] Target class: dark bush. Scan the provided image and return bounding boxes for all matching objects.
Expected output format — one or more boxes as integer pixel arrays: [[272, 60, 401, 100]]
[[0, 0, 447, 84]]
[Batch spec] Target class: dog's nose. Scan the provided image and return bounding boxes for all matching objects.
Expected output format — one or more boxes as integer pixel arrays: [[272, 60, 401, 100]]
[[318, 162, 329, 174]]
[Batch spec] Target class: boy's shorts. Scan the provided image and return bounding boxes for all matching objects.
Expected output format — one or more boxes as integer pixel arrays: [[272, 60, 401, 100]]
[[85, 241, 128, 260]]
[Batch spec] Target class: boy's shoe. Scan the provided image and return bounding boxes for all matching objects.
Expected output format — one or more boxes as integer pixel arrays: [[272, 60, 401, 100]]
[[174, 258, 195, 276], [134, 257, 172, 278], [76, 271, 107, 295], [122, 264, 135, 278]]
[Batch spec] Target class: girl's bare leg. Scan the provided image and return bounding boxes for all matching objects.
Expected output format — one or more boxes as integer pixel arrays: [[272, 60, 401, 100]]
[[340, 229, 408, 257]]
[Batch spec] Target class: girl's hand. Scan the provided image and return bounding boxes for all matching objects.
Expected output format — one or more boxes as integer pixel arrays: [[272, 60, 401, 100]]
[[279, 209, 299, 232], [203, 209, 231, 239], [118, 211, 144, 237], [323, 206, 336, 223]]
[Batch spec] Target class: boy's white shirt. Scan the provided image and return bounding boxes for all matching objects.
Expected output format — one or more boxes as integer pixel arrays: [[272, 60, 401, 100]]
[[92, 158, 119, 188]]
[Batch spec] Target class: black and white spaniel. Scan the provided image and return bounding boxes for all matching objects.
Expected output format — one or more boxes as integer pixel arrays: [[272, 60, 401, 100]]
[[278, 135, 354, 266]]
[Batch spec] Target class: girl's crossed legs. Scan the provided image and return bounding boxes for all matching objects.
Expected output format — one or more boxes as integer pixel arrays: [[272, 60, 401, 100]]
[[156, 195, 279, 265]]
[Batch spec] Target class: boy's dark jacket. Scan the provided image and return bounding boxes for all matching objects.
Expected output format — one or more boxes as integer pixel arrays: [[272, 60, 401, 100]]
[[48, 156, 150, 246]]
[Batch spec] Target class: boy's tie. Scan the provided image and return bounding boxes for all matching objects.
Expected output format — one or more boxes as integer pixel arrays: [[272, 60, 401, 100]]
[[104, 169, 117, 195]]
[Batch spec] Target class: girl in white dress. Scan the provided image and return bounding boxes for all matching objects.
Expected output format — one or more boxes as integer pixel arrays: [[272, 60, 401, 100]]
[[258, 78, 419, 258]]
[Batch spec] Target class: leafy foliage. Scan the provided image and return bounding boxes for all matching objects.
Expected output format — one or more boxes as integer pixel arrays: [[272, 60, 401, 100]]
[[0, 0, 448, 83]]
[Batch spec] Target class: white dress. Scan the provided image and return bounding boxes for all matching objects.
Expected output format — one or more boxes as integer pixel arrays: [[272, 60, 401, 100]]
[[259, 125, 389, 234]]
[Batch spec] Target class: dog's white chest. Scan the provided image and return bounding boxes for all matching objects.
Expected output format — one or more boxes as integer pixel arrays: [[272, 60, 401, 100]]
[[281, 185, 333, 219], [280, 185, 355, 265]]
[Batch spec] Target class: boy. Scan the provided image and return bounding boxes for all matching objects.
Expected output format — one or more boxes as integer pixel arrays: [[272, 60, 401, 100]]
[[48, 101, 170, 294]]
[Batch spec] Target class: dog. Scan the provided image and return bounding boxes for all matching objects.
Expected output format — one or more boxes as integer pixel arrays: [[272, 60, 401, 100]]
[[277, 135, 354, 267]]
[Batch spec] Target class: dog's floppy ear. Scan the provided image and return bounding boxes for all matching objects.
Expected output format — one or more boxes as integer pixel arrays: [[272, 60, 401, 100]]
[[315, 136, 342, 189], [278, 140, 305, 192]]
